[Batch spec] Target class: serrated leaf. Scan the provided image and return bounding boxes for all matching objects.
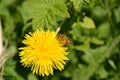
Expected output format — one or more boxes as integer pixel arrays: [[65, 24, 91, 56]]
[[71, 0, 83, 12], [71, 0, 95, 12], [80, 16, 96, 29], [31, 0, 69, 30], [51, 0, 69, 17], [32, 6, 55, 30]]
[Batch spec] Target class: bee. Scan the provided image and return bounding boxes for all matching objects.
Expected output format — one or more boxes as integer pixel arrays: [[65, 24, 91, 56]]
[[56, 34, 73, 46]]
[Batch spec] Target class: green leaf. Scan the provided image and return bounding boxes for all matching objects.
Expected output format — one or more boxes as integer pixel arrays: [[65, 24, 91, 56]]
[[27, 73, 37, 80], [68, 49, 78, 64], [70, 22, 82, 40], [71, 0, 83, 12], [98, 22, 110, 38], [80, 16, 96, 29], [4, 59, 25, 80], [96, 66, 108, 79], [113, 9, 120, 23], [90, 37, 104, 45], [73, 42, 90, 51], [108, 59, 117, 70], [0, 0, 15, 6], [72, 66, 81, 80], [71, 0, 95, 12], [17, 1, 32, 23], [32, 6, 55, 30], [73, 36, 120, 80], [30, 0, 69, 30]]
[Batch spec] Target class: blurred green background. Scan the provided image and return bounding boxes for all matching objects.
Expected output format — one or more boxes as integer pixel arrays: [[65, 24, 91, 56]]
[[0, 0, 120, 80]]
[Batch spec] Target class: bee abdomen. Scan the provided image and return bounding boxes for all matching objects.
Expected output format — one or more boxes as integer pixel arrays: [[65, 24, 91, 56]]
[[67, 39, 73, 46]]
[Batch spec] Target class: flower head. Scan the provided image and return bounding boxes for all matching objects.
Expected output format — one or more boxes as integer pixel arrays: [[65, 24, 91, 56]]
[[19, 30, 69, 76]]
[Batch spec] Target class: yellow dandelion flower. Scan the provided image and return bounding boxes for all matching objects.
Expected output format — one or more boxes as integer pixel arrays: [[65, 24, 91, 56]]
[[19, 30, 69, 76]]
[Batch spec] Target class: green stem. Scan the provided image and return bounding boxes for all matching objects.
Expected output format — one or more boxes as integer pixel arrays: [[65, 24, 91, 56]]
[[0, 18, 3, 56], [103, 0, 114, 38], [56, 17, 67, 33]]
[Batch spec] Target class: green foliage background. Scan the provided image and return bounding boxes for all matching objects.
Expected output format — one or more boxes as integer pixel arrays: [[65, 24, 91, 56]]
[[0, 0, 120, 80]]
